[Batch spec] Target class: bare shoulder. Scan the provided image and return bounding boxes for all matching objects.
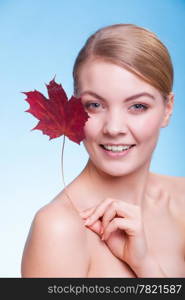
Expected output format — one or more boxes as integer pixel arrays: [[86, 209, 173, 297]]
[[150, 171, 185, 194], [21, 191, 90, 277], [150, 172, 185, 224]]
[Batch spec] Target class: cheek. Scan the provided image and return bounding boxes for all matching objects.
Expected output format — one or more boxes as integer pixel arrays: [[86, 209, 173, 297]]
[[84, 117, 101, 140], [129, 113, 163, 141]]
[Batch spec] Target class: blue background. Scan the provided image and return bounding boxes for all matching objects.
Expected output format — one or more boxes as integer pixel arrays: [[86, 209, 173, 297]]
[[0, 0, 184, 276]]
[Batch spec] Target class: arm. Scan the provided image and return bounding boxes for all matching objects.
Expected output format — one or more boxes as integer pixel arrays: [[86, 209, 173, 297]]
[[132, 254, 167, 277], [21, 205, 90, 277]]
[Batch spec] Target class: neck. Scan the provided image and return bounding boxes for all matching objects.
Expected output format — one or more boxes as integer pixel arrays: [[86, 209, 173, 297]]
[[81, 159, 152, 206]]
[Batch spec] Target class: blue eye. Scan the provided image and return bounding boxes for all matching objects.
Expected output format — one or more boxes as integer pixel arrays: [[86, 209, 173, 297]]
[[130, 104, 148, 112], [85, 102, 101, 109], [84, 102, 148, 113]]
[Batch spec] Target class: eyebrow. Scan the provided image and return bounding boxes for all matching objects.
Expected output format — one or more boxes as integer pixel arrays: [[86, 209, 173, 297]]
[[81, 91, 155, 102]]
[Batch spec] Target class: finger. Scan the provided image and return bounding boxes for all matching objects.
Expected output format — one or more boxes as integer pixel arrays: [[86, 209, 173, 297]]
[[84, 198, 113, 226], [79, 206, 95, 219], [84, 219, 102, 236], [81, 200, 139, 218], [108, 201, 141, 220], [101, 203, 117, 234], [121, 202, 141, 218], [101, 201, 132, 233], [102, 217, 133, 240]]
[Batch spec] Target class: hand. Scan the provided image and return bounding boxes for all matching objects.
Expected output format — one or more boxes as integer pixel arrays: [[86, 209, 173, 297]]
[[80, 198, 149, 272]]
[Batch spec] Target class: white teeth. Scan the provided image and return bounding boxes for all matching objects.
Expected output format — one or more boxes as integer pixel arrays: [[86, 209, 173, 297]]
[[103, 145, 132, 152]]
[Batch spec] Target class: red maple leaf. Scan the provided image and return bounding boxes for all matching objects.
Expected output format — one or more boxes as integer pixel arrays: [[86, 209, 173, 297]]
[[23, 78, 89, 144]]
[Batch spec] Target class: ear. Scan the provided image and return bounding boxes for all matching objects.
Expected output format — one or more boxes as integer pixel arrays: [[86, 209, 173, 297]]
[[161, 92, 174, 128]]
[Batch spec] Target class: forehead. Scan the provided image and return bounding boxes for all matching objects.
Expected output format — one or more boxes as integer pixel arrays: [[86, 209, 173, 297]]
[[79, 60, 160, 99]]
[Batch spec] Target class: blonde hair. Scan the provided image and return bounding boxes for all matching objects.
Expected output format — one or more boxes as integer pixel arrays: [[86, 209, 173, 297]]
[[72, 24, 173, 100]]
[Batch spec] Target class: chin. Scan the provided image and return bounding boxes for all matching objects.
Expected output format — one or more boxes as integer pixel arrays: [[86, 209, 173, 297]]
[[94, 162, 136, 178]]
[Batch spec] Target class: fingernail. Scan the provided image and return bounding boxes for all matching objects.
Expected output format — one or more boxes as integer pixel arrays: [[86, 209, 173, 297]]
[[100, 228, 103, 234]]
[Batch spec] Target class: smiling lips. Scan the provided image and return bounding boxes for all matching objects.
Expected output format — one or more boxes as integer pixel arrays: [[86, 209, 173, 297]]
[[100, 144, 136, 154], [99, 144, 135, 157], [100, 144, 136, 152]]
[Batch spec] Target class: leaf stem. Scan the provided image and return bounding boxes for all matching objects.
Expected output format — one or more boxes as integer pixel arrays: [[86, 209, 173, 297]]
[[61, 135, 66, 187], [61, 135, 73, 203]]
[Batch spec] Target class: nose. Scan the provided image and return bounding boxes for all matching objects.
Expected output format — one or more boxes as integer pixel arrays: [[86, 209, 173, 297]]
[[102, 109, 128, 136]]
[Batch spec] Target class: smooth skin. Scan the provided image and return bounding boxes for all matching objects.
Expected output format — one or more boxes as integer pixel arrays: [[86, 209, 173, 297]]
[[80, 197, 166, 276], [21, 61, 185, 277]]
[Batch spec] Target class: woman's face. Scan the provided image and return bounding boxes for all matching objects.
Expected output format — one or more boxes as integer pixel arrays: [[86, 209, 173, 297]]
[[78, 60, 172, 177]]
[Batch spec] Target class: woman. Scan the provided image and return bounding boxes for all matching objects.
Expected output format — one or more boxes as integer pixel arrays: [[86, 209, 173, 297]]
[[21, 24, 185, 277]]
